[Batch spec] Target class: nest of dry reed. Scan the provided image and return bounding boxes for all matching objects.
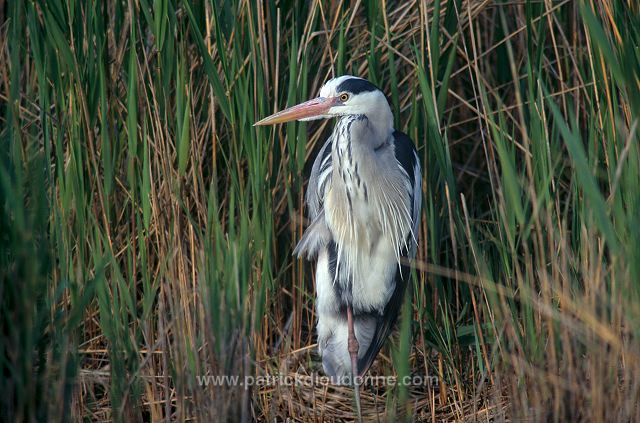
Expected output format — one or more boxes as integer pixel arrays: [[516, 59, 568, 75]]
[[254, 343, 509, 422]]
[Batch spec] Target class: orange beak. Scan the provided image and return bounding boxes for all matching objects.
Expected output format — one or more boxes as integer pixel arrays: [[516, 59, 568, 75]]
[[254, 97, 338, 126]]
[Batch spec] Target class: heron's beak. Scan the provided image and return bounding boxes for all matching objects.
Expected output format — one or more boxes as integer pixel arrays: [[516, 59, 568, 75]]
[[254, 97, 338, 126]]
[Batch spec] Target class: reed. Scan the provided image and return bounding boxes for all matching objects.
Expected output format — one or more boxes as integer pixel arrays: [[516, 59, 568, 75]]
[[1, 0, 639, 421]]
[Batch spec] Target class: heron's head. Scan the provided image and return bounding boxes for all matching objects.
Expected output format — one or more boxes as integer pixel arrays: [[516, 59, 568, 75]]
[[254, 75, 392, 129]]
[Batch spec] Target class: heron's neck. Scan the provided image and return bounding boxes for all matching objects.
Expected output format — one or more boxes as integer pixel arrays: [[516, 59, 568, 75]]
[[363, 106, 394, 145], [330, 112, 393, 206], [335, 111, 393, 152]]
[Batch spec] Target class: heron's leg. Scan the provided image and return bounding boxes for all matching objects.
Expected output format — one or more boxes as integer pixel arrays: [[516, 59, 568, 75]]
[[346, 305, 362, 423]]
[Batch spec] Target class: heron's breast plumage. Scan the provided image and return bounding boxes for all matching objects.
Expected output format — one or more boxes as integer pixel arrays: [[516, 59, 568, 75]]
[[320, 116, 413, 313]]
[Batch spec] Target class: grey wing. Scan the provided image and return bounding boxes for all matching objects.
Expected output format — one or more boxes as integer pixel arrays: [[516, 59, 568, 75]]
[[305, 136, 333, 219], [408, 150, 422, 256], [293, 137, 333, 259], [392, 130, 422, 257]]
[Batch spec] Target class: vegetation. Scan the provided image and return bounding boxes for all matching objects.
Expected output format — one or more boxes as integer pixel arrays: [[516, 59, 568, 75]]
[[2, 0, 639, 421]]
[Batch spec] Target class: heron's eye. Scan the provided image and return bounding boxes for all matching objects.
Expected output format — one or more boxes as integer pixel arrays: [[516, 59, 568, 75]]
[[339, 93, 350, 102]]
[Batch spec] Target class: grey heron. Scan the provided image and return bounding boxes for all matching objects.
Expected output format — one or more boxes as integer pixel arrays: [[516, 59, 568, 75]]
[[256, 75, 422, 417]]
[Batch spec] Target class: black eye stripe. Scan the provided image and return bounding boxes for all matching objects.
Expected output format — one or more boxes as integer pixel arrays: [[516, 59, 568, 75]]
[[336, 78, 379, 95]]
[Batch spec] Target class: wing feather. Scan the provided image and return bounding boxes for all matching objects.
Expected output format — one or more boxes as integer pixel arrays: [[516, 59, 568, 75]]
[[305, 136, 333, 219], [294, 137, 333, 258]]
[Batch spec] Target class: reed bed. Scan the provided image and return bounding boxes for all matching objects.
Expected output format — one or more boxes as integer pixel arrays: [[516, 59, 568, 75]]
[[1, 0, 639, 421]]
